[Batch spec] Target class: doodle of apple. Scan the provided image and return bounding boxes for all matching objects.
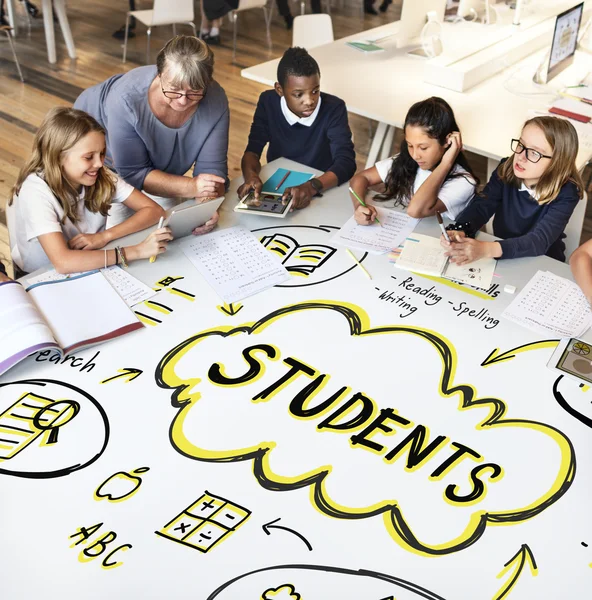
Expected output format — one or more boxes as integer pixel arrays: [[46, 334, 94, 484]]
[[94, 467, 150, 502]]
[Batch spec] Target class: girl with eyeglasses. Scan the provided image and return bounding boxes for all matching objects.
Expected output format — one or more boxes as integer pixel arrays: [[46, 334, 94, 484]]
[[443, 116, 584, 264], [74, 35, 227, 231]]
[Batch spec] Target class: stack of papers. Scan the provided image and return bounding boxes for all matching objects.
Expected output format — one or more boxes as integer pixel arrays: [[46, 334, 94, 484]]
[[502, 270, 592, 337], [331, 208, 419, 255]]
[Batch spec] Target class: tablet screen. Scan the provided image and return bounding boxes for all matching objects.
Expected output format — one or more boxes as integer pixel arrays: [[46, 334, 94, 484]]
[[239, 193, 292, 216]]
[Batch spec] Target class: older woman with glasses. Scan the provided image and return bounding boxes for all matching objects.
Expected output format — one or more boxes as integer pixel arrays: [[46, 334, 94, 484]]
[[74, 35, 227, 233]]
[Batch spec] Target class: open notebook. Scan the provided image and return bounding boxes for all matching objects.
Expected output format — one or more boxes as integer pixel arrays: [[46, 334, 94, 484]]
[[0, 271, 143, 376], [395, 233, 497, 290]]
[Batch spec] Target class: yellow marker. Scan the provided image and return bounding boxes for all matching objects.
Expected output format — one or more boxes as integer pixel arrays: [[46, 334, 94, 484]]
[[150, 217, 165, 263], [345, 249, 372, 280]]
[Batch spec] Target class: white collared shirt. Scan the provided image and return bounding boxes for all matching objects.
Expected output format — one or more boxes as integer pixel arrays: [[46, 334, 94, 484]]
[[280, 95, 322, 127], [520, 182, 539, 200]]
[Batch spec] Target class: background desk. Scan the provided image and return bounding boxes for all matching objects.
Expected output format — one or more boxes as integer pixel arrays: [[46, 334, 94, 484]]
[[242, 22, 592, 174], [2, 159, 591, 600]]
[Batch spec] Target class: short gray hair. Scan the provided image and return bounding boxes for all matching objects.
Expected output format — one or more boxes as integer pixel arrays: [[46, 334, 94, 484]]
[[156, 35, 214, 90]]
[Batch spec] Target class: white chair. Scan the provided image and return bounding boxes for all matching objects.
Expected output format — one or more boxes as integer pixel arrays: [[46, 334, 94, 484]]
[[292, 14, 333, 48], [122, 0, 197, 64], [230, 0, 272, 63], [564, 192, 588, 261], [0, 26, 24, 82]]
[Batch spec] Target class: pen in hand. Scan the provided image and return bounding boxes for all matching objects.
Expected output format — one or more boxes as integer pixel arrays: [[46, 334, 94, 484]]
[[150, 216, 164, 263], [436, 211, 451, 243], [349, 186, 382, 226]]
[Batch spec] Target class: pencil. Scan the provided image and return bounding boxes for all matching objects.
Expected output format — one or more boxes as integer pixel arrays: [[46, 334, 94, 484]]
[[150, 216, 164, 263], [346, 248, 372, 280], [436, 211, 451, 243], [349, 186, 382, 226], [275, 170, 291, 191]]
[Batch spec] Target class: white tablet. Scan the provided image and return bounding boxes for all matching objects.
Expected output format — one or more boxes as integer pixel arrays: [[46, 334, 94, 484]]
[[165, 197, 225, 238], [234, 192, 294, 218]]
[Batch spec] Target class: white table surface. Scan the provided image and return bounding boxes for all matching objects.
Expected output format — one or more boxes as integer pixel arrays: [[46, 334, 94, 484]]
[[7, 158, 592, 600], [242, 18, 592, 172]]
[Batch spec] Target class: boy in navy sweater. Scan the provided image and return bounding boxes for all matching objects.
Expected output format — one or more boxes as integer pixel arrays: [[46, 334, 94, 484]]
[[238, 47, 356, 210]]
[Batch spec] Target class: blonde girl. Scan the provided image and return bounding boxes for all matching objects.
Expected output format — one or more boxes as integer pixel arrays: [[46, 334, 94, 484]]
[[7, 107, 171, 275], [443, 116, 584, 264]]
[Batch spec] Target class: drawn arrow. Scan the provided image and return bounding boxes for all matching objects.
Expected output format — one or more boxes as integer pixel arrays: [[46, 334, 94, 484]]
[[262, 518, 313, 551], [481, 340, 559, 367], [217, 302, 243, 317], [100, 368, 143, 384], [493, 544, 537, 599]]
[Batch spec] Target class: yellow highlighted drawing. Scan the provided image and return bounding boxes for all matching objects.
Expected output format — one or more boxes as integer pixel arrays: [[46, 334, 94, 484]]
[[0, 392, 78, 459], [262, 584, 302, 599], [155, 301, 575, 556], [481, 341, 560, 367], [94, 467, 149, 502], [155, 491, 251, 553], [493, 544, 537, 599]]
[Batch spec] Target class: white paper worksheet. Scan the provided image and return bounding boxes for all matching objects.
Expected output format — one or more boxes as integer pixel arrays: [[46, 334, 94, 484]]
[[182, 226, 291, 303], [502, 270, 592, 337], [331, 207, 419, 254]]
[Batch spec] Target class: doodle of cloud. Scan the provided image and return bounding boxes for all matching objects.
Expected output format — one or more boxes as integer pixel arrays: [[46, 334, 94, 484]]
[[207, 563, 445, 600], [261, 583, 301, 600], [156, 301, 574, 556]]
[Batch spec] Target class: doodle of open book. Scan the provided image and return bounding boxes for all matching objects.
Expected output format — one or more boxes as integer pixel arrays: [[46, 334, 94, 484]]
[[0, 392, 79, 460], [260, 233, 336, 277]]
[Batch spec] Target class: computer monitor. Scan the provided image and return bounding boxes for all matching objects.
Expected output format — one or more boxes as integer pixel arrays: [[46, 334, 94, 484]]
[[547, 3, 584, 82], [397, 0, 447, 47]]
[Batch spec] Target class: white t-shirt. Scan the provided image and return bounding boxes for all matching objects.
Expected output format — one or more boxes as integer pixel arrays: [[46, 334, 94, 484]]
[[374, 156, 476, 220], [7, 172, 134, 273]]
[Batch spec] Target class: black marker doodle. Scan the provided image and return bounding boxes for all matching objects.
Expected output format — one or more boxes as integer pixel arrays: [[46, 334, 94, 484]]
[[155, 490, 250, 553], [262, 518, 313, 552], [156, 301, 575, 556], [100, 368, 143, 384], [0, 379, 109, 479], [94, 467, 150, 502], [217, 302, 244, 317], [69, 522, 132, 570], [552, 375, 592, 429], [206, 563, 447, 600], [253, 225, 365, 288]]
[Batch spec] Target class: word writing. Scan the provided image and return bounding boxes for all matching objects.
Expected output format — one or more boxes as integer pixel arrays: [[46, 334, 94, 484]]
[[376, 276, 500, 330], [34, 350, 100, 372], [208, 345, 503, 504], [69, 523, 132, 570]]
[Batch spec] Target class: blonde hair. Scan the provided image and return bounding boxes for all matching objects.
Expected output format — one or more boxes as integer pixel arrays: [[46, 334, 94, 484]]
[[156, 35, 214, 91], [499, 116, 584, 205], [11, 107, 115, 224]]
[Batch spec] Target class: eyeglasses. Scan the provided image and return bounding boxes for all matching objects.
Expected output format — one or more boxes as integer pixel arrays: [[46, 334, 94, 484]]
[[160, 77, 206, 102], [510, 139, 552, 164]]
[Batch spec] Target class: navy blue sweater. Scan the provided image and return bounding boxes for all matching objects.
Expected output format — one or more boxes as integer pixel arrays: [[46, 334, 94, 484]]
[[245, 90, 356, 185], [0, 261, 6, 276], [456, 159, 581, 262]]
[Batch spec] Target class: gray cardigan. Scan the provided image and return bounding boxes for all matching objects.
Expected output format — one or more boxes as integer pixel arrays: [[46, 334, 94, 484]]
[[74, 66, 229, 190]]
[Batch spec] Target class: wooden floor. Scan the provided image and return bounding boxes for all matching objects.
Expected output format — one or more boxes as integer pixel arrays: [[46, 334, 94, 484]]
[[1, 0, 591, 277]]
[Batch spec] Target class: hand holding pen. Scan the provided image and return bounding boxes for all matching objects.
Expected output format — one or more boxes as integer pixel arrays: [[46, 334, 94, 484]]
[[350, 186, 381, 226]]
